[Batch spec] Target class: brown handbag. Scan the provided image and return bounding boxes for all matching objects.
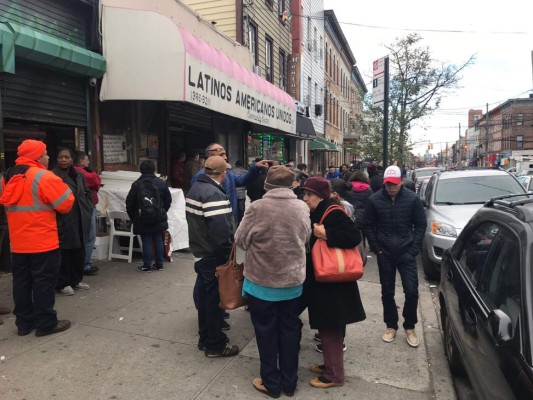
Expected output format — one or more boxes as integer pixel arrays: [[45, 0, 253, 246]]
[[215, 244, 247, 310]]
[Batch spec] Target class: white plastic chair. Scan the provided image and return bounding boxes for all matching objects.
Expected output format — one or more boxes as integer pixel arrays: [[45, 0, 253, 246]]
[[107, 211, 142, 263]]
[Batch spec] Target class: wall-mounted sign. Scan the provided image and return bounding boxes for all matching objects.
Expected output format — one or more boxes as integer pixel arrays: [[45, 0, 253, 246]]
[[103, 133, 127, 164], [288, 53, 300, 101]]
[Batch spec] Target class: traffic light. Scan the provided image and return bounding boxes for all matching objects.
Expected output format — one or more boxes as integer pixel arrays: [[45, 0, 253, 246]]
[[428, 143, 433, 150]]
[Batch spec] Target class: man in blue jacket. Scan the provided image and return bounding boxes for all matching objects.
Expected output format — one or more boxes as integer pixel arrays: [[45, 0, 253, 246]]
[[364, 165, 427, 348], [191, 143, 269, 221]]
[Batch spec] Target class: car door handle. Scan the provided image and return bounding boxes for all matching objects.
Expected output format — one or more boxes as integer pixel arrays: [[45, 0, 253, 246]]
[[446, 270, 453, 282]]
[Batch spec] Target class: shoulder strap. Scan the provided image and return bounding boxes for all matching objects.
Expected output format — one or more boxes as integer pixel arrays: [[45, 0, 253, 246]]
[[318, 205, 346, 224], [4, 165, 30, 184]]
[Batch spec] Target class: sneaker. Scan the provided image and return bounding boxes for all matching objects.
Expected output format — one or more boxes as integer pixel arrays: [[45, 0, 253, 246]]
[[221, 320, 230, 331], [315, 343, 346, 353], [58, 286, 74, 296], [137, 265, 151, 272], [405, 329, 419, 348], [382, 328, 397, 343], [152, 264, 163, 271], [83, 265, 99, 276], [314, 332, 321, 342], [309, 376, 344, 389], [198, 337, 229, 351], [204, 343, 239, 357], [35, 320, 71, 337], [252, 377, 280, 398], [73, 282, 90, 290]]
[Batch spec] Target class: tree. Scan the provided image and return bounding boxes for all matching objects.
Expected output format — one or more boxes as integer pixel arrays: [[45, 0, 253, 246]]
[[356, 33, 474, 165]]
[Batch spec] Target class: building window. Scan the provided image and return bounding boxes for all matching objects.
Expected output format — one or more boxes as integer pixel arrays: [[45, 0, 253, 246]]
[[314, 82, 318, 106], [307, 77, 312, 106], [279, 50, 287, 90], [517, 135, 524, 149], [248, 21, 258, 66], [320, 36, 323, 61], [517, 114, 524, 126], [265, 37, 273, 83]]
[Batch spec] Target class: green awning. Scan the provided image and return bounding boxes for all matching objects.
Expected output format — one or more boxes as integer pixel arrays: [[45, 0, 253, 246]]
[[310, 137, 340, 151], [0, 21, 106, 77]]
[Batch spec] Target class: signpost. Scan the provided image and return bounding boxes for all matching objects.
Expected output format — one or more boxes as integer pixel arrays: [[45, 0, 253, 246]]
[[373, 56, 389, 167]]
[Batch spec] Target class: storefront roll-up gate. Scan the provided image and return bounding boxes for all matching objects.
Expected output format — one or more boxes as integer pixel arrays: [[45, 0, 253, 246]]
[[0, 63, 87, 126]]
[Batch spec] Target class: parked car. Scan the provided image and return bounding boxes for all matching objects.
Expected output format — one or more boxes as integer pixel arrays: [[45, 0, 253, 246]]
[[517, 175, 533, 191], [412, 167, 441, 192], [439, 194, 533, 400], [421, 168, 525, 280], [417, 179, 429, 199]]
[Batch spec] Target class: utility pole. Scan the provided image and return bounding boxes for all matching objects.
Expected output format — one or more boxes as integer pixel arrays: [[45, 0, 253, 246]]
[[458, 122, 461, 166], [485, 103, 490, 167]]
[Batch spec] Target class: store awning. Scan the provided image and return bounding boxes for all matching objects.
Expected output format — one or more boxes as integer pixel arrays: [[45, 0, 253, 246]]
[[295, 114, 317, 140], [310, 137, 340, 151], [100, 1, 296, 135], [0, 21, 106, 77]]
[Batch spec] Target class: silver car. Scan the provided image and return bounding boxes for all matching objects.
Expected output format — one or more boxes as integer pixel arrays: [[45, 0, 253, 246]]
[[421, 168, 526, 280]]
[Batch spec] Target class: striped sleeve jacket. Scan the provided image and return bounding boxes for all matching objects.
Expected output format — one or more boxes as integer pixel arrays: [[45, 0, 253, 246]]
[[185, 174, 234, 259]]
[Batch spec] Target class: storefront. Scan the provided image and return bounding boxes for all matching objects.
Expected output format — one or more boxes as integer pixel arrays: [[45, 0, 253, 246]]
[[309, 136, 341, 174], [99, 0, 297, 176], [0, 1, 105, 170]]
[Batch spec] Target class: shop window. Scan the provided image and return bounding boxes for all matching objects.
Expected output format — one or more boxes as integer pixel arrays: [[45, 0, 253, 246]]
[[247, 133, 285, 163], [100, 101, 134, 168]]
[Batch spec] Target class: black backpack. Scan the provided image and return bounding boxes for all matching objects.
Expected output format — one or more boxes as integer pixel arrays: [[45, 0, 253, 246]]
[[136, 177, 165, 224]]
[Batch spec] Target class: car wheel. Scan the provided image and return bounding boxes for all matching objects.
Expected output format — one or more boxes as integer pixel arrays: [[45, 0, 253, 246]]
[[443, 312, 465, 376], [422, 241, 440, 281]]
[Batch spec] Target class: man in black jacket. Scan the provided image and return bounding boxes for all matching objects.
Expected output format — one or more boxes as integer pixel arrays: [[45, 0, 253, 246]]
[[186, 156, 239, 358], [364, 166, 427, 348]]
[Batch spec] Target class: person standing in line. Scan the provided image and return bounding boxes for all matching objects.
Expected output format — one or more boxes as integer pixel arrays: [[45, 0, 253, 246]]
[[232, 160, 247, 225], [324, 166, 340, 180], [367, 162, 383, 193], [190, 143, 268, 221], [364, 165, 427, 347], [73, 151, 100, 276], [52, 148, 94, 296], [186, 156, 239, 357], [126, 160, 172, 272], [300, 177, 366, 389], [182, 151, 201, 193], [235, 166, 311, 397], [0, 139, 74, 336], [170, 150, 186, 189], [346, 170, 373, 248]]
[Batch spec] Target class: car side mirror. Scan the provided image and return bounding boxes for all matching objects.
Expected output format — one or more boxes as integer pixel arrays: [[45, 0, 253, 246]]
[[487, 309, 513, 347]]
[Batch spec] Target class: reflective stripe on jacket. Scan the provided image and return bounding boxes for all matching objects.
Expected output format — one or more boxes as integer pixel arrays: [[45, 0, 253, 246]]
[[0, 160, 75, 253]]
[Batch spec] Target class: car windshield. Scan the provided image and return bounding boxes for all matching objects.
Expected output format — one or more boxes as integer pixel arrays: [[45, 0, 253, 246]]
[[435, 175, 525, 204], [416, 169, 439, 177]]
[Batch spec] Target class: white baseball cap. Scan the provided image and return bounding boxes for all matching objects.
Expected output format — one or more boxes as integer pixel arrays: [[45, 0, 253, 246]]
[[383, 166, 402, 184]]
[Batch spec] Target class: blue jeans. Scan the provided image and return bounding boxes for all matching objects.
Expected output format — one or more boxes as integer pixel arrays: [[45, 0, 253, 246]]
[[377, 253, 419, 330], [84, 208, 97, 268], [141, 232, 164, 268], [12, 249, 60, 333], [194, 257, 228, 350], [247, 294, 301, 395]]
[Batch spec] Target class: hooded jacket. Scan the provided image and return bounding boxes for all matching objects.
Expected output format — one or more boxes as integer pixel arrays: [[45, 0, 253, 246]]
[[0, 158, 74, 253], [346, 181, 373, 228]]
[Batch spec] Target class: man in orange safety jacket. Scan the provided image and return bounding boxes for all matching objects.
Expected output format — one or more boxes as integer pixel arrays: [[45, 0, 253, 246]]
[[0, 139, 75, 337]]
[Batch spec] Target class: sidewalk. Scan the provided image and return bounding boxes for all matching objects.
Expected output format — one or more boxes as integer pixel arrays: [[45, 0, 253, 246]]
[[0, 252, 455, 400]]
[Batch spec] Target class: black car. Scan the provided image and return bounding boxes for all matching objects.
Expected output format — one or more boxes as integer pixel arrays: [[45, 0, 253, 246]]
[[439, 194, 533, 400]]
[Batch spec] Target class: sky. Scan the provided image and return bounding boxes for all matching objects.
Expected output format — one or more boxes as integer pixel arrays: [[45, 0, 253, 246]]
[[323, 0, 533, 156]]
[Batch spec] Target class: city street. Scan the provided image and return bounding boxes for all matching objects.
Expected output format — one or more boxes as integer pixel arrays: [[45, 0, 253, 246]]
[[0, 251, 457, 400]]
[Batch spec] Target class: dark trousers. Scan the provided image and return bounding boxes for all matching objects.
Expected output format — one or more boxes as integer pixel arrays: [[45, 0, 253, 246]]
[[194, 257, 228, 350], [12, 249, 60, 333], [141, 231, 164, 268], [248, 294, 301, 395], [0, 227, 11, 272], [319, 328, 345, 382], [57, 248, 84, 290], [236, 198, 246, 225], [377, 253, 419, 330]]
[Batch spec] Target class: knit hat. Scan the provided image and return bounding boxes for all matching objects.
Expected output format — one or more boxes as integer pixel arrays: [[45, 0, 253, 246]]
[[383, 165, 402, 184], [204, 155, 231, 175], [302, 176, 331, 199], [264, 166, 295, 190], [17, 139, 46, 161]]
